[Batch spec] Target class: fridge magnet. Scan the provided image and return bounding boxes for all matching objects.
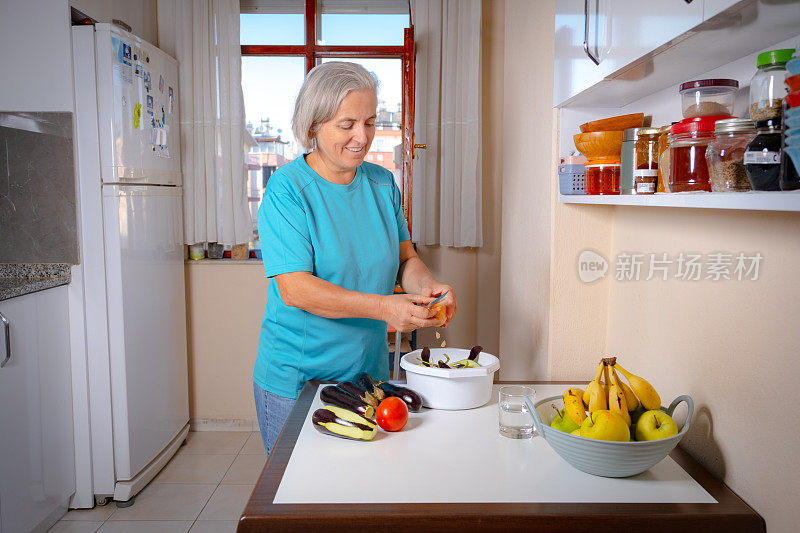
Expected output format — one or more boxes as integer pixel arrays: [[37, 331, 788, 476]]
[[146, 95, 154, 111], [134, 62, 143, 78], [168, 87, 173, 113], [133, 46, 140, 61], [144, 71, 151, 92], [133, 102, 141, 129], [117, 39, 132, 66], [159, 75, 164, 93], [161, 106, 166, 125]]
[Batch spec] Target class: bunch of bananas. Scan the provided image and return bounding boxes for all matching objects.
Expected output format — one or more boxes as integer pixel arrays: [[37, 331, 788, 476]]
[[562, 356, 661, 429]]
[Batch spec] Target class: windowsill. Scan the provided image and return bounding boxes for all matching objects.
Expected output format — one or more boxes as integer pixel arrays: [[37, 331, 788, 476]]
[[185, 257, 264, 265]]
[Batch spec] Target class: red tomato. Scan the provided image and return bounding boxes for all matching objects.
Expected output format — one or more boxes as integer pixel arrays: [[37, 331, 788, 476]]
[[375, 397, 409, 432]]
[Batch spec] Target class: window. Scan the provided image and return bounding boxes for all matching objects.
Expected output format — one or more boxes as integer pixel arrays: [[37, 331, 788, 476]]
[[240, 0, 414, 251]]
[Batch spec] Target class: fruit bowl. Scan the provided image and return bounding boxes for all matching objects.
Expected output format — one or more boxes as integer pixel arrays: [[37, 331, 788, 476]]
[[524, 394, 694, 478], [573, 131, 624, 160]]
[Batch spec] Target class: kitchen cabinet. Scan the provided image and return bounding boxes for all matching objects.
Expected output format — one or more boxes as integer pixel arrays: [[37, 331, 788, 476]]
[[0, 287, 75, 533], [239, 382, 765, 532], [554, 0, 703, 106]]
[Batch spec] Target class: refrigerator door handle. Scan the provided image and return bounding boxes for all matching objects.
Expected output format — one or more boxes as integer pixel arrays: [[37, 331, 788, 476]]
[[0, 311, 10, 368]]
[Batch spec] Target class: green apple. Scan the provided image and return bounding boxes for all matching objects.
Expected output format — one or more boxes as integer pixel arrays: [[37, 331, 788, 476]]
[[550, 408, 581, 433], [635, 410, 679, 441], [579, 410, 630, 442]]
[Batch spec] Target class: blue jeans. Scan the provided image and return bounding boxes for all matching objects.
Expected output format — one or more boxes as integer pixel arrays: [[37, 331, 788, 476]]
[[253, 381, 296, 456]]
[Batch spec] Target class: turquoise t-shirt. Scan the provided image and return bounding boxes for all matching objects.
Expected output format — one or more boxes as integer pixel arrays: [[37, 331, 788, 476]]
[[254, 155, 411, 399]]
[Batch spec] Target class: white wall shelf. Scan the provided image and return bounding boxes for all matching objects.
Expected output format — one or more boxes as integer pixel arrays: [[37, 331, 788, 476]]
[[558, 191, 800, 212]]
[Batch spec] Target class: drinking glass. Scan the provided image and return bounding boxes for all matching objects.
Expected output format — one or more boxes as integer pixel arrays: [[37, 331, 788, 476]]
[[498, 385, 536, 438]]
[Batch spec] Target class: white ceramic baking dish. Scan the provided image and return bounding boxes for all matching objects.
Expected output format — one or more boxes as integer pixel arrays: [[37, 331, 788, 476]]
[[400, 348, 500, 410]]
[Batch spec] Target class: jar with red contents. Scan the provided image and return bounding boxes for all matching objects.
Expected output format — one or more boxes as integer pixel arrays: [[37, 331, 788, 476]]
[[668, 115, 732, 192], [585, 159, 621, 195]]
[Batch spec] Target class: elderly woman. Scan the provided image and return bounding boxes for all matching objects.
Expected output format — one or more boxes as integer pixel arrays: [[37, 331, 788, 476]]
[[253, 61, 457, 454]]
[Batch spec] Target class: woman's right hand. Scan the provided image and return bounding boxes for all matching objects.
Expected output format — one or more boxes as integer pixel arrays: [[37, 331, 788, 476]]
[[380, 294, 441, 332]]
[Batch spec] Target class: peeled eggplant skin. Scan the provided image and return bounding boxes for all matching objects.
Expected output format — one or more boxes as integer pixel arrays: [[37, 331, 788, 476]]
[[337, 381, 379, 407], [378, 382, 422, 412], [468, 345, 483, 361], [320, 385, 375, 419], [312, 407, 377, 441], [354, 372, 386, 401]]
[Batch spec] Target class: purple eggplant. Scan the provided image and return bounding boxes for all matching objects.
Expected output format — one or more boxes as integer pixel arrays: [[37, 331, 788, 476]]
[[378, 382, 422, 412], [320, 385, 374, 419], [312, 406, 376, 441]]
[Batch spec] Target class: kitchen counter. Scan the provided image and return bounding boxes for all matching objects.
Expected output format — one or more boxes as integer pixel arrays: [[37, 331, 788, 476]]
[[0, 263, 71, 301], [239, 381, 765, 533]]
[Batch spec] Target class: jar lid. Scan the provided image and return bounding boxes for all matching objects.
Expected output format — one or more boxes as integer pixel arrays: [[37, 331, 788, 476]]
[[623, 127, 661, 141], [671, 115, 733, 134], [679, 79, 739, 92], [658, 124, 673, 134], [714, 118, 756, 133], [757, 49, 795, 68], [754, 117, 782, 130]]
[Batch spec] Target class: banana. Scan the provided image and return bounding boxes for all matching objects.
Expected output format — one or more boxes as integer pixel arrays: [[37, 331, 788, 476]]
[[608, 385, 631, 426], [613, 362, 661, 411], [602, 363, 611, 400], [583, 361, 604, 405], [562, 387, 587, 426], [610, 366, 638, 411], [587, 382, 607, 413]]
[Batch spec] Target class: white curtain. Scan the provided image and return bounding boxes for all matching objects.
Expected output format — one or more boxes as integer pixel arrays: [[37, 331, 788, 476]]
[[157, 0, 251, 246], [411, 0, 482, 247]]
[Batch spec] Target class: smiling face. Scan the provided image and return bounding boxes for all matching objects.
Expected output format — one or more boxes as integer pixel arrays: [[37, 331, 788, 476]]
[[309, 88, 377, 183]]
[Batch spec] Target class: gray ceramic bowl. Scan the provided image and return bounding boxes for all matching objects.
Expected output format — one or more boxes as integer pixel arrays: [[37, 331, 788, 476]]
[[525, 394, 694, 478]]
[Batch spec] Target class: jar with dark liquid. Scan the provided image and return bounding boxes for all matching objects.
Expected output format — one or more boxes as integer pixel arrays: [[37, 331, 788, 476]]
[[669, 115, 731, 192]]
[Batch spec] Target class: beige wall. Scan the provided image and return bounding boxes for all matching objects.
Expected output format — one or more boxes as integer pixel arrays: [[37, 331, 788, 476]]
[[185, 262, 266, 425], [497, 0, 555, 380], [70, 0, 158, 45]]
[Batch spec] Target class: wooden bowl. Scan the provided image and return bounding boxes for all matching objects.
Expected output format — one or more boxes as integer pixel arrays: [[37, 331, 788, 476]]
[[580, 113, 645, 133], [573, 131, 624, 159]]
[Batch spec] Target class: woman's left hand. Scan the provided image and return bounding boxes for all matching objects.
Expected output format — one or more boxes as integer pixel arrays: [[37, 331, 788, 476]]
[[421, 285, 457, 327]]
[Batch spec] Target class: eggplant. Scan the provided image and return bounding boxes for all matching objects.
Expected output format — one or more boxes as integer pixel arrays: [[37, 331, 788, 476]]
[[312, 406, 377, 441], [336, 381, 379, 408], [353, 372, 385, 402], [378, 382, 422, 412], [320, 385, 375, 419], [468, 345, 483, 361]]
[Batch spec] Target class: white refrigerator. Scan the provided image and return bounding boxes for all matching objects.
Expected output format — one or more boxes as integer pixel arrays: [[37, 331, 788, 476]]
[[70, 23, 189, 507]]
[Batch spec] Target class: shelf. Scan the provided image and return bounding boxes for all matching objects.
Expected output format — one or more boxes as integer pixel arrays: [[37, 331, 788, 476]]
[[558, 191, 800, 212]]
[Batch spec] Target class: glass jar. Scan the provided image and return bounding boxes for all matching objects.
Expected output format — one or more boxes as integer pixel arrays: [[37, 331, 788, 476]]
[[749, 49, 795, 122], [585, 160, 620, 195], [656, 124, 673, 193], [744, 118, 783, 190], [669, 116, 729, 192], [621, 128, 660, 194], [705, 118, 756, 191], [659, 138, 672, 193]]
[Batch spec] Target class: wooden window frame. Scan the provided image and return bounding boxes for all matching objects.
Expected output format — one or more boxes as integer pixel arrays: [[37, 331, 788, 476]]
[[240, 0, 415, 232]]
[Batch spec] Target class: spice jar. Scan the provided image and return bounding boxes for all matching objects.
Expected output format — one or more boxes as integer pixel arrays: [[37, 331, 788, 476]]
[[622, 127, 660, 194], [656, 124, 673, 193], [669, 115, 731, 192], [744, 118, 783, 190], [585, 160, 620, 195], [749, 49, 794, 122], [705, 118, 756, 191]]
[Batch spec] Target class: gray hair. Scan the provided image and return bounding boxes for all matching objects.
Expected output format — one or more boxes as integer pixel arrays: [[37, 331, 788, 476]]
[[292, 62, 378, 151]]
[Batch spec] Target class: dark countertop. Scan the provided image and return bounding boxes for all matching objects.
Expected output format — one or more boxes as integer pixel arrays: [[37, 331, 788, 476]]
[[0, 264, 71, 301]]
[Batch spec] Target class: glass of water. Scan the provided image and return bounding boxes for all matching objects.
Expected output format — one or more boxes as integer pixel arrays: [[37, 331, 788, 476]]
[[498, 385, 536, 439]]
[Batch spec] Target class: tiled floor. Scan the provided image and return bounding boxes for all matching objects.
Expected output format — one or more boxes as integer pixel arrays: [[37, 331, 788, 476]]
[[48, 431, 266, 533]]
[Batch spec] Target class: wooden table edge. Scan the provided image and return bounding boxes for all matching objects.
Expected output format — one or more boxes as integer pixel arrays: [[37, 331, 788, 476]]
[[238, 381, 765, 533]]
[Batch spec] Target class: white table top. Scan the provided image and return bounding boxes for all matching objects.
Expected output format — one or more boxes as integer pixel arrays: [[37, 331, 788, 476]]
[[273, 384, 716, 505]]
